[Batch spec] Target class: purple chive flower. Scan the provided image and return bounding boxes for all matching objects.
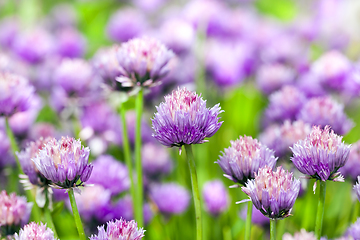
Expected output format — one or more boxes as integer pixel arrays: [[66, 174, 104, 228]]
[[344, 217, 360, 239], [239, 204, 269, 226], [149, 183, 190, 215], [0, 73, 35, 117], [296, 72, 327, 98], [152, 87, 223, 148], [240, 166, 300, 219], [264, 86, 307, 125], [87, 155, 129, 196], [354, 177, 360, 202], [142, 142, 172, 178], [14, 222, 58, 240], [282, 229, 317, 240], [0, 129, 13, 169], [126, 110, 154, 145], [291, 125, 350, 182], [217, 135, 277, 186], [297, 96, 354, 135], [0, 17, 19, 48], [55, 27, 87, 58], [0, 191, 33, 234], [259, 120, 311, 158], [202, 180, 229, 216], [90, 218, 144, 240], [32, 136, 93, 189], [340, 141, 360, 182], [115, 36, 175, 90]]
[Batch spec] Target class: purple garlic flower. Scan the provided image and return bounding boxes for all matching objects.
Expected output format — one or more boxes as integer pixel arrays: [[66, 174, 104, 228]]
[[0, 128, 13, 169], [340, 141, 360, 182], [202, 180, 229, 216], [259, 120, 311, 158], [55, 27, 87, 59], [296, 72, 327, 98], [354, 177, 360, 203], [90, 218, 144, 240], [87, 155, 129, 196], [239, 204, 269, 226], [0, 73, 36, 117], [282, 229, 317, 240], [152, 87, 223, 148], [217, 135, 277, 186], [291, 125, 350, 182], [0, 17, 19, 48], [297, 96, 354, 135], [344, 217, 360, 239], [0, 191, 33, 235], [240, 166, 300, 219], [14, 222, 58, 240], [115, 36, 175, 90], [264, 86, 307, 125], [142, 142, 172, 178], [149, 183, 190, 215], [32, 136, 93, 189], [126, 110, 154, 145]]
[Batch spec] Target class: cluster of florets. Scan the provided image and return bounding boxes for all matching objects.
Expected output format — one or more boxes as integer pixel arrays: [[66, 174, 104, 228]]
[[14, 222, 58, 240]]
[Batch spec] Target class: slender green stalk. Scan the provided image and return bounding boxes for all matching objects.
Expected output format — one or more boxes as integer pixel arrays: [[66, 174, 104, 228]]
[[351, 200, 360, 223], [42, 189, 58, 238], [315, 181, 327, 239], [135, 88, 144, 227], [184, 144, 202, 240], [119, 102, 136, 220], [270, 219, 277, 240], [245, 201, 253, 240], [68, 189, 86, 240], [5, 117, 21, 172], [277, 219, 286, 240]]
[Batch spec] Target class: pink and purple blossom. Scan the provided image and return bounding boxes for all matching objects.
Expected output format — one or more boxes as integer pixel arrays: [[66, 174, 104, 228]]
[[202, 180, 229, 216], [14, 222, 58, 240], [142, 142, 173, 178], [340, 141, 360, 182]]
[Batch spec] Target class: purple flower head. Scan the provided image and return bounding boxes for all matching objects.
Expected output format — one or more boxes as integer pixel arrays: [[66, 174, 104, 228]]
[[264, 86, 307, 125], [149, 182, 190, 215], [14, 222, 58, 240], [152, 87, 223, 148], [291, 125, 350, 182], [126, 110, 154, 145], [311, 50, 352, 91], [0, 191, 32, 234], [354, 177, 360, 203], [133, 0, 167, 13], [87, 155, 129, 196], [50, 3, 78, 29], [32, 136, 93, 189], [0, 73, 36, 117], [55, 27, 87, 59], [239, 204, 269, 226], [297, 96, 354, 135], [241, 166, 300, 219], [0, 128, 13, 169], [296, 72, 327, 98], [202, 180, 229, 216], [142, 142, 172, 178], [0, 17, 19, 48], [340, 141, 360, 182], [90, 218, 145, 240], [344, 64, 360, 97], [345, 217, 360, 239], [259, 120, 311, 158], [29, 123, 56, 141], [255, 63, 295, 95], [115, 36, 175, 90], [282, 229, 317, 240], [107, 8, 147, 43], [217, 135, 277, 186]]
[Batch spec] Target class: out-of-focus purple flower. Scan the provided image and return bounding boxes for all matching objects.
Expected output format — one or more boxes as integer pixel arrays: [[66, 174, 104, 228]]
[[296, 72, 326, 98], [32, 136, 93, 189], [149, 183, 190, 215], [115, 36, 175, 90], [259, 120, 311, 158], [152, 87, 223, 148], [14, 222, 58, 240], [240, 166, 300, 219], [255, 63, 295, 95], [55, 27, 87, 58], [239, 204, 269, 226], [354, 177, 360, 203], [311, 50, 352, 91], [133, 0, 167, 13], [282, 229, 317, 240], [264, 86, 307, 125], [126, 110, 154, 145], [28, 123, 56, 141], [340, 141, 360, 182], [202, 180, 229, 216], [297, 96, 354, 135], [0, 128, 13, 169], [90, 218, 145, 240], [12, 28, 54, 64], [87, 155, 129, 196], [0, 190, 32, 235], [92, 46, 121, 87], [0, 17, 19, 48], [217, 135, 277, 186], [106, 8, 147, 43], [142, 142, 172, 178], [344, 63, 360, 98], [291, 125, 350, 182], [345, 217, 360, 239], [0, 73, 36, 117]]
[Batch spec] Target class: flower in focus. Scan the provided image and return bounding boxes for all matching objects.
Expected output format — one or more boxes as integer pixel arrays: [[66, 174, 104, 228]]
[[32, 136, 93, 189], [354, 177, 360, 202], [291, 125, 350, 183], [142, 142, 173, 178], [14, 222, 58, 240], [115, 36, 175, 90], [202, 180, 229, 216], [344, 217, 360, 239], [152, 87, 223, 148], [240, 166, 300, 219], [217, 135, 277, 186], [149, 182, 190, 215], [282, 229, 317, 240], [90, 218, 145, 240], [340, 141, 360, 182]]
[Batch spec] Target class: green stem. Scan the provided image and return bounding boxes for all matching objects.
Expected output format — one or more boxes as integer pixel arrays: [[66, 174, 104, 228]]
[[351, 200, 360, 223], [68, 189, 86, 240], [270, 219, 277, 240], [184, 144, 202, 240], [315, 181, 327, 239], [245, 201, 253, 240], [42, 189, 58, 238], [135, 88, 144, 227], [5, 117, 21, 172], [119, 103, 136, 220], [277, 219, 285, 240]]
